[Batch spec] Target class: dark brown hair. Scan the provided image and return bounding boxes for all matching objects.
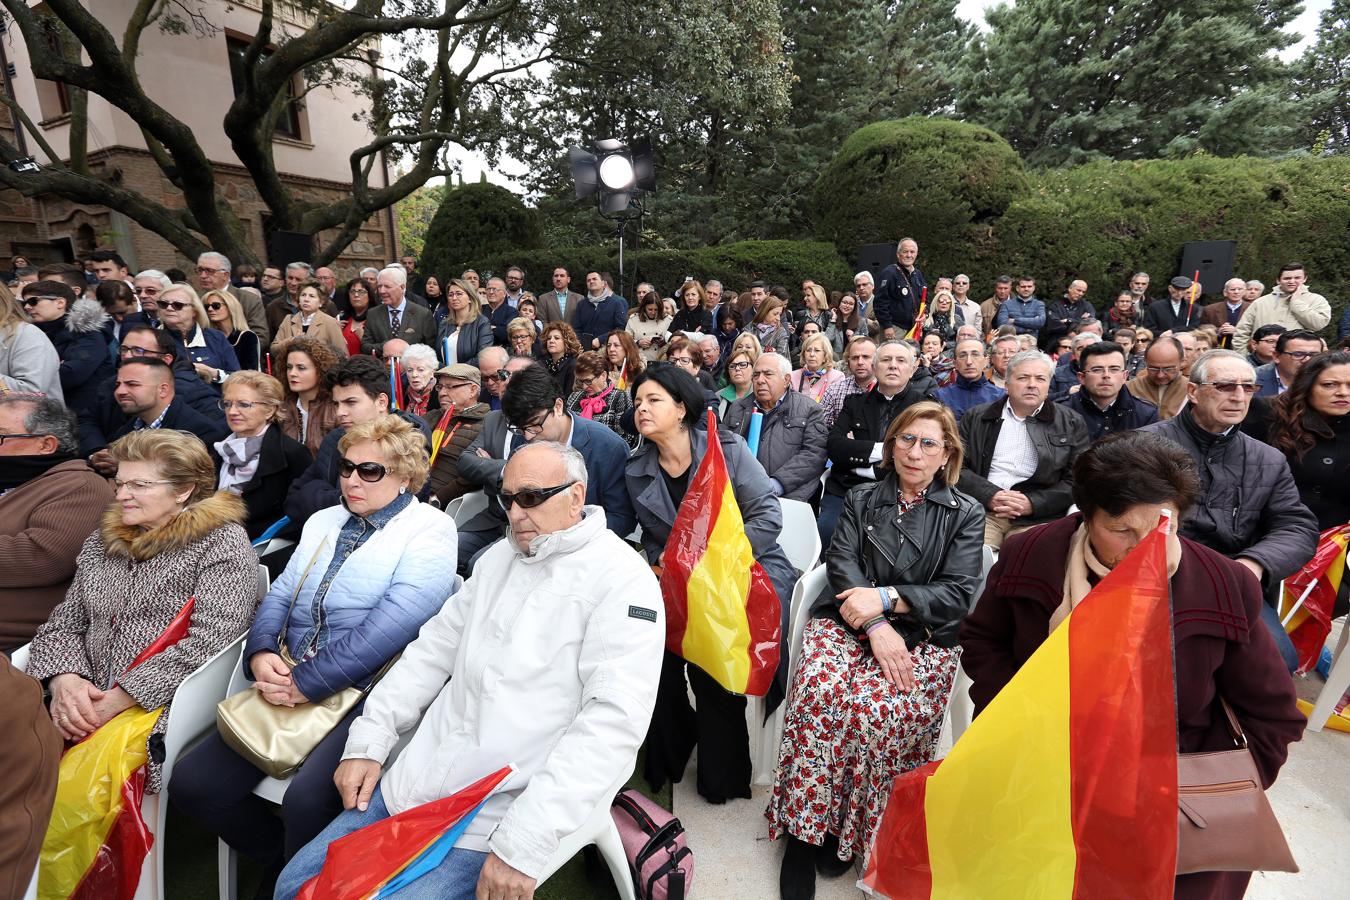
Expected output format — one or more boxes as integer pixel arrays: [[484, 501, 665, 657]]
[[1071, 431, 1200, 520], [1269, 351, 1350, 460]]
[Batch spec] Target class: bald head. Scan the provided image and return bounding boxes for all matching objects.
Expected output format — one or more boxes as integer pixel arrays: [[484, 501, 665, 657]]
[[502, 441, 588, 552]]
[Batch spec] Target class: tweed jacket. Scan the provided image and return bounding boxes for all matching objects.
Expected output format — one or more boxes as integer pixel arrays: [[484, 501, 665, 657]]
[[26, 491, 257, 793], [423, 402, 491, 505], [269, 310, 351, 363]]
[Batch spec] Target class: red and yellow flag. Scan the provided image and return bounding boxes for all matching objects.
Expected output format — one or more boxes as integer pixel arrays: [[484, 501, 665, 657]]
[[904, 287, 929, 343], [862, 521, 1178, 899], [39, 598, 197, 900], [659, 411, 782, 696], [1280, 524, 1350, 674]]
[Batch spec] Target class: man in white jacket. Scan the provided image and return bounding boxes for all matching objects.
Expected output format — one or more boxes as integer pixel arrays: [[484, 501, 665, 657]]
[[276, 441, 665, 900]]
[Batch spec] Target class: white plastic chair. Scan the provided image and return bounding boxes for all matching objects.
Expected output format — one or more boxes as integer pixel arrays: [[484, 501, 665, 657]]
[[452, 490, 489, 528], [536, 769, 637, 900], [443, 494, 466, 521], [1306, 618, 1350, 732], [777, 498, 822, 575], [947, 545, 997, 744], [11, 641, 30, 671]]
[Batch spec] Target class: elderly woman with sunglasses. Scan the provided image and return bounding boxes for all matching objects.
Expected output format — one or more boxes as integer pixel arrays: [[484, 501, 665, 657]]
[[171, 414, 460, 890], [155, 283, 240, 388]]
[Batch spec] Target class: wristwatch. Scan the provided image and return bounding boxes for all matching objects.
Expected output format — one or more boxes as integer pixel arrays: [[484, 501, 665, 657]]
[[886, 587, 901, 610]]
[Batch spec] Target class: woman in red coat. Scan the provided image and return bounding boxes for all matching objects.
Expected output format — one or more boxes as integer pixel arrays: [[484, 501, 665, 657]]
[[960, 431, 1305, 900]]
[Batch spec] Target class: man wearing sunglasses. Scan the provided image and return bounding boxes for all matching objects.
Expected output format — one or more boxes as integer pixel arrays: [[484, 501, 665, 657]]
[[1141, 349, 1318, 671], [1255, 329, 1324, 398], [455, 363, 635, 571]]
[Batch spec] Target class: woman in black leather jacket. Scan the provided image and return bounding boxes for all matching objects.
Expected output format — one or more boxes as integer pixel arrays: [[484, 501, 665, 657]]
[[766, 401, 985, 900]]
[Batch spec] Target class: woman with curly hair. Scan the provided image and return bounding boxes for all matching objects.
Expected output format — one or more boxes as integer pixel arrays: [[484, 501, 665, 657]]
[[539, 320, 582, 395], [604, 329, 644, 385], [277, 336, 340, 455]]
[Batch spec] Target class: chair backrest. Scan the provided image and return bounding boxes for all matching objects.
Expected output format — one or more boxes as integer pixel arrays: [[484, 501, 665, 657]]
[[777, 498, 822, 575], [11, 642, 30, 672], [454, 491, 489, 527], [786, 564, 831, 687], [970, 545, 996, 611]]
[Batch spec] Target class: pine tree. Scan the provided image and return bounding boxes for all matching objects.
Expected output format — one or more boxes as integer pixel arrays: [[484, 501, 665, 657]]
[[1295, 0, 1350, 153]]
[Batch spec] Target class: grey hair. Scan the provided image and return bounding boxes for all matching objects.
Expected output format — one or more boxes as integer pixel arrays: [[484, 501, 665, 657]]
[[360, 267, 380, 279], [705, 279, 722, 290], [379, 264, 406, 286], [520, 440, 588, 487], [286, 261, 313, 276], [853, 270, 875, 285], [1246, 280, 1265, 293], [135, 269, 172, 289], [1079, 318, 1103, 331], [992, 334, 1020, 350], [0, 393, 78, 454], [1189, 349, 1253, 385], [197, 251, 231, 272], [477, 345, 509, 367], [758, 351, 793, 376], [1007, 349, 1055, 378], [1072, 332, 1098, 347], [873, 340, 916, 363], [401, 343, 438, 369]]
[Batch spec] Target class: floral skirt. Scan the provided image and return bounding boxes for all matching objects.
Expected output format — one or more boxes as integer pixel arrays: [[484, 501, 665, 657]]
[[765, 617, 960, 862]]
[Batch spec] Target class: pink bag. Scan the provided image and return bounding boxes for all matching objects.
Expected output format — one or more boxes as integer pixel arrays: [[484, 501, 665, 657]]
[[611, 789, 693, 900]]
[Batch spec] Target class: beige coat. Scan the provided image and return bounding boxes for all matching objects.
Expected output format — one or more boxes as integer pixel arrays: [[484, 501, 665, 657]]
[[270, 310, 350, 362], [1127, 372, 1189, 420], [1232, 288, 1331, 351]]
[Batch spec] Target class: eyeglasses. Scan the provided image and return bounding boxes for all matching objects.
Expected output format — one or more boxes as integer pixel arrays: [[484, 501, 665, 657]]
[[0, 432, 46, 444], [894, 433, 946, 456], [160, 300, 191, 311], [195, 266, 223, 275], [1083, 366, 1126, 376], [20, 296, 56, 307], [1197, 381, 1259, 395], [205, 302, 226, 312], [507, 409, 552, 439], [727, 360, 752, 372], [133, 286, 161, 295], [338, 458, 388, 482], [486, 369, 511, 383], [218, 399, 271, 411], [497, 481, 576, 511], [113, 478, 180, 493], [1145, 365, 1180, 375], [1278, 350, 1319, 360], [669, 356, 695, 367], [119, 345, 158, 357]]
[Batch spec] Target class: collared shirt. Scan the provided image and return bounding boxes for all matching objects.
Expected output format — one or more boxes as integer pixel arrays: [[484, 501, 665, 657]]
[[134, 404, 171, 430], [988, 402, 1040, 491], [554, 290, 570, 318], [820, 376, 875, 429]]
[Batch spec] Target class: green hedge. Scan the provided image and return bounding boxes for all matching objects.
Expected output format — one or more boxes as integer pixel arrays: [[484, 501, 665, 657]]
[[420, 182, 542, 280], [629, 240, 854, 296]]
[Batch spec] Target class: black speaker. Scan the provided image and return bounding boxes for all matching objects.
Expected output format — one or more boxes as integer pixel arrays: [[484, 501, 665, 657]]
[[266, 231, 313, 268], [1178, 240, 1237, 296], [855, 243, 895, 281]]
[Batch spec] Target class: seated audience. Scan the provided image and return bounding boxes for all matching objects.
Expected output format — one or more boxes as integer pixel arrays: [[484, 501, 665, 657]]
[[456, 363, 635, 568], [270, 280, 349, 363], [277, 337, 340, 456], [156, 283, 240, 386], [723, 352, 828, 503], [717, 346, 757, 416], [665, 334, 717, 392], [1057, 341, 1159, 440], [626, 364, 797, 802], [769, 402, 984, 897], [22, 279, 110, 424], [566, 350, 636, 448], [923, 289, 964, 345], [791, 333, 844, 404], [275, 441, 663, 900], [108, 357, 229, 448], [0, 395, 113, 651], [750, 298, 792, 355], [985, 332, 1019, 389], [214, 371, 312, 541], [1141, 349, 1319, 671], [339, 276, 375, 357], [204, 289, 261, 372], [960, 431, 1305, 900], [1256, 328, 1323, 398], [820, 335, 877, 429], [1, 650, 61, 896], [436, 279, 493, 366], [920, 332, 954, 386], [539, 321, 582, 396], [821, 341, 932, 545], [959, 350, 1090, 549], [1, 282, 63, 400], [1127, 335, 1189, 420], [172, 415, 458, 893], [400, 343, 440, 418], [424, 363, 491, 506], [627, 293, 672, 362], [1047, 332, 1096, 401], [605, 329, 646, 385], [670, 280, 713, 334], [476, 346, 511, 411], [26, 429, 257, 789], [936, 337, 1005, 420]]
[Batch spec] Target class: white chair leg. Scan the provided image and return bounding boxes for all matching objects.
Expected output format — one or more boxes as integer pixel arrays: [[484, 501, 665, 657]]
[[1307, 622, 1350, 732], [217, 839, 238, 900], [594, 818, 637, 900], [948, 664, 975, 743]]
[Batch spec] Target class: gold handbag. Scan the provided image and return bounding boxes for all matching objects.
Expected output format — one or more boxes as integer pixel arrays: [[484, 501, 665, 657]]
[[215, 538, 395, 780]]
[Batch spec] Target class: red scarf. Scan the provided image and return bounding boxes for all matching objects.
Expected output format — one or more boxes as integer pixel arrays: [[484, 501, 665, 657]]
[[578, 381, 615, 419]]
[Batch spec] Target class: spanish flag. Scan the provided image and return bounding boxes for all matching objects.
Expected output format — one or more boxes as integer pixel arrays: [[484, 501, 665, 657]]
[[615, 359, 628, 391], [659, 411, 782, 696], [296, 766, 514, 900], [429, 404, 457, 466], [1280, 524, 1350, 674], [904, 287, 928, 343], [39, 599, 197, 900], [862, 520, 1178, 899]]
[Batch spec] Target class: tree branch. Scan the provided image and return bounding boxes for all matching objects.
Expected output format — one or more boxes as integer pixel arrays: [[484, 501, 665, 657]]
[[0, 91, 67, 169]]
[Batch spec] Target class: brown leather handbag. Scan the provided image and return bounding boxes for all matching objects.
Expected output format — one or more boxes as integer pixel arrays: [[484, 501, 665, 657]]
[[1176, 698, 1298, 875]]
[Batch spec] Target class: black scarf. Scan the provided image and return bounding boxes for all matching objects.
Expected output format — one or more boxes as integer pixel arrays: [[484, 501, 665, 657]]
[[0, 450, 79, 493], [1177, 406, 1238, 454]]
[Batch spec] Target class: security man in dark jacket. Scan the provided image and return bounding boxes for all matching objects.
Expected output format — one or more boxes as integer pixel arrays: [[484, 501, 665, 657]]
[[874, 238, 925, 339], [1056, 341, 1159, 440], [1040, 280, 1095, 351]]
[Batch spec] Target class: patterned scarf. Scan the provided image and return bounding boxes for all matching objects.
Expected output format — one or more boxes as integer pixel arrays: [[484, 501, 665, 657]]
[[215, 430, 266, 494]]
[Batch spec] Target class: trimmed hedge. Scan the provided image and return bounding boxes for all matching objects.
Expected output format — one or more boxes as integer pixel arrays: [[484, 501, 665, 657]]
[[629, 241, 854, 296], [420, 182, 542, 281]]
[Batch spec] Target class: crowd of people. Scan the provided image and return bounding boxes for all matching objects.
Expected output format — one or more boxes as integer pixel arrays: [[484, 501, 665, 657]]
[[1, 238, 1337, 900]]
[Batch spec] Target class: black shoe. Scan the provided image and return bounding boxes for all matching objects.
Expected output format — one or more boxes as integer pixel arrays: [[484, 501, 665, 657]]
[[815, 832, 855, 878], [251, 859, 284, 900], [779, 836, 817, 900]]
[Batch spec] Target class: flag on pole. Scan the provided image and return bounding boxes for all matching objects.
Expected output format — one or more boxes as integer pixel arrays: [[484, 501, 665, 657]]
[[615, 359, 628, 391], [1280, 524, 1350, 674], [861, 519, 1178, 900], [659, 410, 782, 696], [387, 358, 405, 411], [39, 599, 198, 900], [904, 287, 928, 343], [296, 766, 514, 900]]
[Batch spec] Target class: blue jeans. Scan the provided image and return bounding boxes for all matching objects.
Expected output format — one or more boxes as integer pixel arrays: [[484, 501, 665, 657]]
[[818, 491, 845, 549], [274, 785, 488, 900], [1258, 600, 1299, 673]]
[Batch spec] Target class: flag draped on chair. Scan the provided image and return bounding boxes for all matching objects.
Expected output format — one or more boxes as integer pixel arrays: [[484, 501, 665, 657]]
[[861, 520, 1178, 900], [296, 766, 514, 900], [1280, 524, 1350, 674], [659, 410, 781, 696], [39, 598, 197, 900]]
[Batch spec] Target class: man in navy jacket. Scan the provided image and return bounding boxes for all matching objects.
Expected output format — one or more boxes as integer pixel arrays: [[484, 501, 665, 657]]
[[571, 272, 629, 350], [874, 238, 925, 339]]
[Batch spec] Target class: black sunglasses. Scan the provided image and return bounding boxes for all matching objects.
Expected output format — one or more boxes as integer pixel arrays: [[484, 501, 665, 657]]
[[338, 457, 388, 483], [205, 302, 226, 311], [497, 481, 576, 511], [160, 300, 191, 311]]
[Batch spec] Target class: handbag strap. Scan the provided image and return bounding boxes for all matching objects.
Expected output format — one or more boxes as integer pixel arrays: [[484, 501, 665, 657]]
[[276, 536, 331, 652], [1216, 696, 1248, 750]]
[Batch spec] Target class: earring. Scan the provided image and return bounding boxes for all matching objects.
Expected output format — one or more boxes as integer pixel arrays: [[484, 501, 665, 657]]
[[399, 486, 407, 495]]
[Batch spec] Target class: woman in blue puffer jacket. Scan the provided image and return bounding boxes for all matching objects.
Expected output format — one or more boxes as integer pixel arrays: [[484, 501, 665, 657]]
[[170, 415, 460, 891]]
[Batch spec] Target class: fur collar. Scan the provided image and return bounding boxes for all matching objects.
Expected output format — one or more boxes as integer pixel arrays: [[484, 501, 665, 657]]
[[67, 297, 111, 334], [101, 490, 246, 560]]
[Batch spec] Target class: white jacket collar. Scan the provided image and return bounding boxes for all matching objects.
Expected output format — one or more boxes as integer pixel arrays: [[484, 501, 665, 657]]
[[520, 505, 608, 562]]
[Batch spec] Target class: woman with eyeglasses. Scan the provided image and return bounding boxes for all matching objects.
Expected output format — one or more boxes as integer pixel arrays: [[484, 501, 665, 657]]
[[172, 415, 459, 894], [769, 402, 984, 898], [204, 289, 261, 372], [506, 317, 539, 358], [18, 279, 110, 421], [214, 371, 312, 540], [155, 283, 240, 388], [435, 278, 492, 366], [277, 336, 339, 456], [566, 350, 636, 448], [716, 347, 758, 417], [540, 321, 583, 396], [626, 364, 797, 805], [271, 281, 349, 364], [340, 277, 376, 357]]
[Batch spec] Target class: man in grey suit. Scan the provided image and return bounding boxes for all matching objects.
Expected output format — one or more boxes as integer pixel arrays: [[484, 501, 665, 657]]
[[196, 251, 269, 340], [534, 266, 582, 326], [361, 265, 439, 357]]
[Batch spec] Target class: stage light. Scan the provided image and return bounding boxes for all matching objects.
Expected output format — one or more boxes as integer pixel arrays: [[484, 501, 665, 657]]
[[568, 137, 656, 215], [599, 154, 635, 190]]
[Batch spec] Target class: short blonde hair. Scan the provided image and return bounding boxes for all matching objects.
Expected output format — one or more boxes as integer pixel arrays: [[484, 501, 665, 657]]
[[880, 401, 963, 485], [338, 414, 429, 494], [223, 371, 285, 423], [203, 288, 250, 334], [731, 332, 763, 360], [798, 332, 835, 369], [108, 429, 218, 503], [160, 283, 210, 330], [506, 317, 536, 341]]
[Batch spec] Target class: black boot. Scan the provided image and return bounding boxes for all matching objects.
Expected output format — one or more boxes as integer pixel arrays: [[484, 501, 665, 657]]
[[815, 832, 855, 878], [779, 835, 817, 900]]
